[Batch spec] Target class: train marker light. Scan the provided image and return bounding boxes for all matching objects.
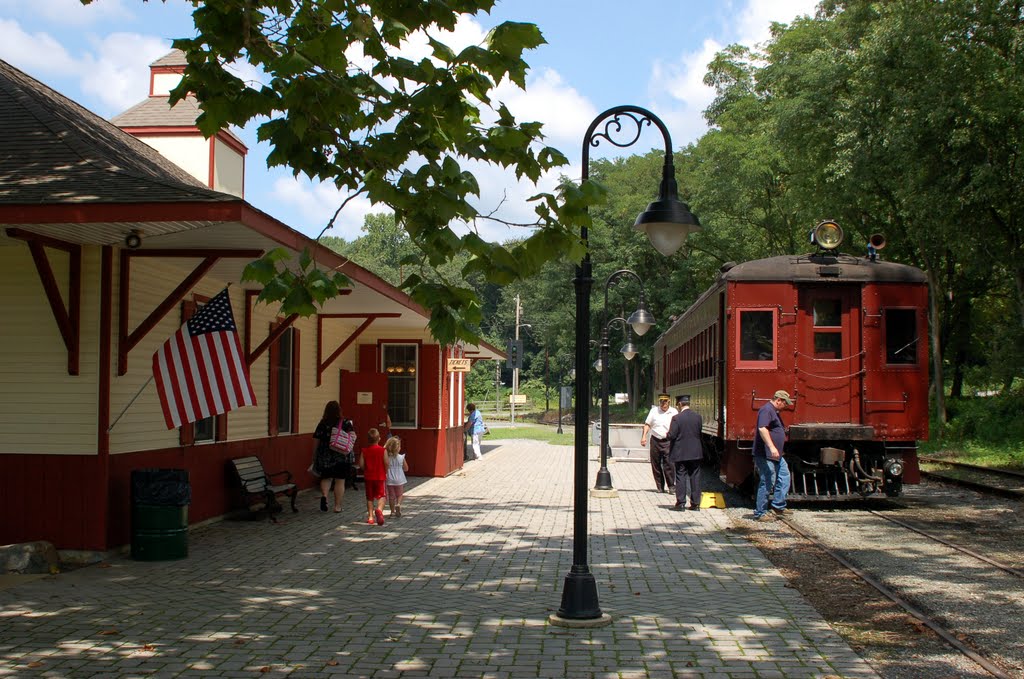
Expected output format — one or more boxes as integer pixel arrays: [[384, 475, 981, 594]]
[[812, 220, 844, 250]]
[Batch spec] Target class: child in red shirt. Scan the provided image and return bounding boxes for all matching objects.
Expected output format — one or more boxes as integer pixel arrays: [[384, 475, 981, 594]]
[[358, 428, 387, 525]]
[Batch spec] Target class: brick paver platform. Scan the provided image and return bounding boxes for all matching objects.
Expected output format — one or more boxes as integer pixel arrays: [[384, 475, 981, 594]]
[[0, 440, 876, 677]]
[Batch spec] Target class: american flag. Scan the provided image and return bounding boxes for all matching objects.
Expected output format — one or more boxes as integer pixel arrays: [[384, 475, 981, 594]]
[[153, 288, 257, 429]]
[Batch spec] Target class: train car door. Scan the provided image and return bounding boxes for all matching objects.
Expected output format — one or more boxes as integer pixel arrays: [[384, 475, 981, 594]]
[[796, 286, 862, 423]]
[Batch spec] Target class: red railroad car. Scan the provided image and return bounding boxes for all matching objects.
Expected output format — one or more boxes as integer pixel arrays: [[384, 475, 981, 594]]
[[653, 223, 929, 498]]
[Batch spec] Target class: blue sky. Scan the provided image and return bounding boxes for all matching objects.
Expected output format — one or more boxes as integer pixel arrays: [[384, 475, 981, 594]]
[[0, 0, 818, 242]]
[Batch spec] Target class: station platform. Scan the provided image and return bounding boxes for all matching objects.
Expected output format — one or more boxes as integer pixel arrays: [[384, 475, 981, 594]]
[[0, 439, 875, 677]]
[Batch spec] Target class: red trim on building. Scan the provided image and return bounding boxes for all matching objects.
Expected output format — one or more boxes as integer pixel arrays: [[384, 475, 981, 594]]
[[216, 131, 248, 156], [0, 202, 430, 321]]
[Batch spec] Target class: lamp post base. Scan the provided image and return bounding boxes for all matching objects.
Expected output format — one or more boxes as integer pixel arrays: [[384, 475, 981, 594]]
[[594, 465, 614, 491], [589, 487, 619, 498], [555, 568, 604, 622], [549, 612, 613, 628]]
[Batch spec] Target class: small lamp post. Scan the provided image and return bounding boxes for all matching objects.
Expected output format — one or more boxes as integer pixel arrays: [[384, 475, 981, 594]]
[[551, 105, 700, 627], [593, 269, 654, 496]]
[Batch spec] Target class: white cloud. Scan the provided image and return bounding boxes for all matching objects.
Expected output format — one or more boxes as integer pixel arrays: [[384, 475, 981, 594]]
[[737, 0, 819, 45], [270, 176, 382, 241], [494, 68, 596, 150], [0, 0, 132, 26], [0, 19, 167, 114], [648, 0, 820, 144], [80, 32, 170, 112], [0, 19, 79, 75]]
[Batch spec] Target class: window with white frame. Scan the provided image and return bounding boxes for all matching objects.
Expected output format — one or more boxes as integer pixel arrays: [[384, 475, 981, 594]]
[[274, 327, 295, 433], [383, 343, 417, 427]]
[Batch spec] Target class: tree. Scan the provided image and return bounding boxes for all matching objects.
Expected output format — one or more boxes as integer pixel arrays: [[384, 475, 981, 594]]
[[99, 0, 600, 345]]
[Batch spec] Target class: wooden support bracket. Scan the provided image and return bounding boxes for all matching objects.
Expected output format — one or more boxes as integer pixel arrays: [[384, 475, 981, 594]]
[[5, 228, 82, 375], [117, 248, 263, 375], [316, 313, 401, 386]]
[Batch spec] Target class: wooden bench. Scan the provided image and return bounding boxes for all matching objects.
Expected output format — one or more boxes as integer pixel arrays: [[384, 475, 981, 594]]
[[228, 456, 298, 522]]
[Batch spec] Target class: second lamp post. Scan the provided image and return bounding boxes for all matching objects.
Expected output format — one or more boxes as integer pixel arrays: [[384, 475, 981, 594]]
[[593, 269, 653, 495]]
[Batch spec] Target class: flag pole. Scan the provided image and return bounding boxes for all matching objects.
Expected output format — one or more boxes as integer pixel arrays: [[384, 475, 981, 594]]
[[107, 376, 154, 432]]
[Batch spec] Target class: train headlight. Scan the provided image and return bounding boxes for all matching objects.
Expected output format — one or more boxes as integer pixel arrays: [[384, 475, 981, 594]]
[[812, 221, 844, 250], [884, 459, 904, 477]]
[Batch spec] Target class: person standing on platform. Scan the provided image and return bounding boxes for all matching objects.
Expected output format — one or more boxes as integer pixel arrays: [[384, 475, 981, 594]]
[[464, 403, 485, 461], [640, 394, 677, 493], [667, 394, 703, 511], [752, 390, 794, 521]]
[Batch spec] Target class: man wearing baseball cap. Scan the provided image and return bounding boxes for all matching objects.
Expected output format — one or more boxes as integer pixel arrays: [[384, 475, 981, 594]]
[[640, 394, 677, 493], [752, 389, 794, 521]]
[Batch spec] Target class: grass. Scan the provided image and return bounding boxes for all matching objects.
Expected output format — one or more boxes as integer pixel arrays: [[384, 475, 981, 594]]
[[919, 439, 1024, 470], [484, 425, 574, 446]]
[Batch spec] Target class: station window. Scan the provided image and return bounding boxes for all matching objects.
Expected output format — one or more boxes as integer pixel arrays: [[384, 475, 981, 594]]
[[274, 327, 295, 433], [383, 343, 418, 427], [885, 309, 918, 365], [739, 309, 775, 363]]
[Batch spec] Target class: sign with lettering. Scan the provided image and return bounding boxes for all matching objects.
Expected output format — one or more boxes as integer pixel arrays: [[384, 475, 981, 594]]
[[446, 358, 472, 372], [356, 391, 373, 405], [509, 394, 527, 404]]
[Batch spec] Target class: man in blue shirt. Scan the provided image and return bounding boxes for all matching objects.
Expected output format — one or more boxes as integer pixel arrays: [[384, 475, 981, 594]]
[[752, 390, 794, 520], [464, 403, 485, 461]]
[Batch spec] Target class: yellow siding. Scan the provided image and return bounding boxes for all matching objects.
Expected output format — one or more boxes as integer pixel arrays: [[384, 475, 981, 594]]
[[213, 138, 244, 198], [1, 241, 429, 456], [0, 244, 100, 454]]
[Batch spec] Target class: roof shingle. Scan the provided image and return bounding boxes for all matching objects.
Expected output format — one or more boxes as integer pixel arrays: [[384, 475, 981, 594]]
[[0, 58, 234, 205]]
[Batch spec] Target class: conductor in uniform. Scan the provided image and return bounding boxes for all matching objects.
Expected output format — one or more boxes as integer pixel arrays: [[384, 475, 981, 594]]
[[667, 394, 703, 511]]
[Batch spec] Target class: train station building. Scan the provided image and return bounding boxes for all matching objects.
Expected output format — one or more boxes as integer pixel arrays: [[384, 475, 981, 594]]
[[0, 52, 501, 554]]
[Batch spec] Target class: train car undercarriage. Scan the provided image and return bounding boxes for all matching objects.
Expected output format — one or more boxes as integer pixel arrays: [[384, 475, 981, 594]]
[[719, 436, 916, 500]]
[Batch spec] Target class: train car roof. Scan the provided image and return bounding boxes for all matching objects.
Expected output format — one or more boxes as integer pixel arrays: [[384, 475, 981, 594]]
[[721, 253, 928, 284], [652, 252, 926, 347]]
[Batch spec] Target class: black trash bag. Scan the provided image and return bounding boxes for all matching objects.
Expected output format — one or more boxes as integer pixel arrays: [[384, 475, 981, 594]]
[[131, 469, 191, 506]]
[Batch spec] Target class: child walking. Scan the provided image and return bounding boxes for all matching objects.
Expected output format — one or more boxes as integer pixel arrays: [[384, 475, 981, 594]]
[[385, 436, 409, 518], [358, 428, 387, 526]]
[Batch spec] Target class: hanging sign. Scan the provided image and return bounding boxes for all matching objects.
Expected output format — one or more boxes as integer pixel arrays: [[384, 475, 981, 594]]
[[447, 358, 472, 372]]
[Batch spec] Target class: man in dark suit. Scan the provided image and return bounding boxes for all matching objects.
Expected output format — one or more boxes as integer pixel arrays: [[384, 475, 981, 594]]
[[666, 395, 704, 511]]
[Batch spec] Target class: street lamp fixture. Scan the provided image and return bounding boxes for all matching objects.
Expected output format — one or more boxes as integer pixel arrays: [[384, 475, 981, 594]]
[[552, 105, 698, 627], [594, 269, 653, 496]]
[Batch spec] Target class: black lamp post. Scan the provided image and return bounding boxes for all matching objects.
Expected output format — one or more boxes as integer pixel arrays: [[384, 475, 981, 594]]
[[593, 269, 654, 493], [552, 106, 700, 625]]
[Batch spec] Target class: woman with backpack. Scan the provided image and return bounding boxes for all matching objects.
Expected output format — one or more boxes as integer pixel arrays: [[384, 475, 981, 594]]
[[312, 401, 354, 513]]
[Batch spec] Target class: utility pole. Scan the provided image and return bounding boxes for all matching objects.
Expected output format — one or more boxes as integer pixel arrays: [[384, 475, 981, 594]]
[[495, 359, 500, 415], [512, 294, 521, 426]]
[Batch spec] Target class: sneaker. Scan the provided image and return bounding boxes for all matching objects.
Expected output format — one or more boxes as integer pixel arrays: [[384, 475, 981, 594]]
[[754, 513, 776, 522], [772, 507, 792, 517], [366, 517, 375, 525], [319, 497, 328, 512], [670, 503, 685, 512], [375, 509, 385, 526]]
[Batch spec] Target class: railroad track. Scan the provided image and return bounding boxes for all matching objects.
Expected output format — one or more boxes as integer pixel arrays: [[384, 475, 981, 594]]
[[918, 456, 1024, 499], [777, 514, 1020, 679], [866, 510, 1024, 580]]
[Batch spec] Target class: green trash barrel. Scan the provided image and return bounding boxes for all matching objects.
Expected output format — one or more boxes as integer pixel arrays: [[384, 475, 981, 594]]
[[131, 469, 190, 561]]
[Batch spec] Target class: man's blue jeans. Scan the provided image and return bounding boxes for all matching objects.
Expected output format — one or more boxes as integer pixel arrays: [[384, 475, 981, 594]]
[[754, 455, 790, 517]]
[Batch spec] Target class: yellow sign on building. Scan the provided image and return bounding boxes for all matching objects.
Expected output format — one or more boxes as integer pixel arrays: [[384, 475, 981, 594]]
[[446, 358, 472, 372]]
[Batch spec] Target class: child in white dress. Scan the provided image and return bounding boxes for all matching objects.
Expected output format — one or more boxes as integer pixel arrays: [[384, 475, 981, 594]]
[[384, 436, 409, 518]]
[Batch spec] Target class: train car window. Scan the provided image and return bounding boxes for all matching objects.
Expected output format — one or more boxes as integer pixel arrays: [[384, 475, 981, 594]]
[[739, 310, 775, 362], [885, 309, 918, 364], [813, 299, 842, 327], [814, 332, 843, 359]]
